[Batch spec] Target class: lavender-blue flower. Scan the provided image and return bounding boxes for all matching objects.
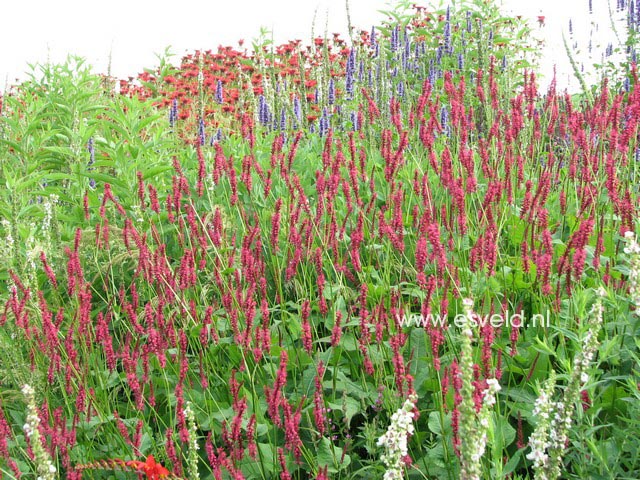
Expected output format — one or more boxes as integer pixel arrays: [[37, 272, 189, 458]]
[[280, 109, 286, 131], [215, 79, 224, 104], [198, 118, 205, 146]]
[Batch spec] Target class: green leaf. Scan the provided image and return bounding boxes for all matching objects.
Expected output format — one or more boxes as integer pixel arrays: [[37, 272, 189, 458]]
[[532, 337, 556, 356], [501, 449, 523, 476], [499, 420, 516, 448], [317, 437, 351, 473], [327, 395, 361, 426], [78, 171, 127, 189], [428, 411, 451, 436], [141, 165, 173, 179]]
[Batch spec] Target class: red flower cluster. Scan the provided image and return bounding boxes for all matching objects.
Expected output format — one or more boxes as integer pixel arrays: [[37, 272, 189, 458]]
[[126, 455, 171, 480]]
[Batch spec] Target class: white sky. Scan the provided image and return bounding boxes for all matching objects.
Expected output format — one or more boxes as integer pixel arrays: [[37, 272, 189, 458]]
[[0, 0, 626, 92]]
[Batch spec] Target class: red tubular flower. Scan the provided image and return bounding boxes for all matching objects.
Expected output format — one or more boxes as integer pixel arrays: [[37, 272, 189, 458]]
[[83, 190, 90, 220], [581, 390, 591, 410], [278, 448, 292, 480], [516, 412, 525, 449], [246, 414, 257, 459], [331, 310, 342, 346], [125, 455, 170, 479], [148, 184, 160, 213], [282, 399, 303, 461], [316, 466, 329, 479], [301, 300, 313, 354], [271, 198, 283, 251], [313, 373, 327, 436], [450, 361, 462, 455]]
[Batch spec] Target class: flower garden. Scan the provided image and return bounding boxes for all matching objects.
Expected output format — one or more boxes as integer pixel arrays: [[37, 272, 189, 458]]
[[1, 1, 640, 478]]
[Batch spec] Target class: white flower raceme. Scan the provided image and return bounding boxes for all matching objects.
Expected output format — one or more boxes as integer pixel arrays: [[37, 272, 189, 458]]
[[457, 299, 501, 480], [377, 394, 418, 480], [184, 402, 200, 480], [528, 287, 605, 480], [623, 231, 640, 312], [460, 377, 501, 480], [0, 218, 15, 268], [22, 384, 57, 480], [526, 373, 556, 478], [42, 195, 58, 238]]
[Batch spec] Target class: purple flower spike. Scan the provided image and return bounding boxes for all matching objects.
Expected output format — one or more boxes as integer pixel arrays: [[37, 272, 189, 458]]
[[198, 118, 205, 145], [215, 79, 224, 104]]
